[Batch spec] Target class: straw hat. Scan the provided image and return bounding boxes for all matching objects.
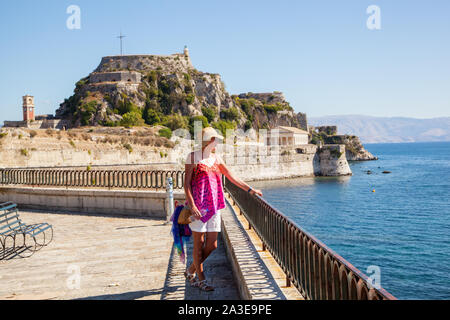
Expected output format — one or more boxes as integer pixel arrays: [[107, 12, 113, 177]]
[[202, 127, 224, 142]]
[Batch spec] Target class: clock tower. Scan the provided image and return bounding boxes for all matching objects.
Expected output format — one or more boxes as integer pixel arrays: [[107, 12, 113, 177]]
[[23, 95, 35, 121]]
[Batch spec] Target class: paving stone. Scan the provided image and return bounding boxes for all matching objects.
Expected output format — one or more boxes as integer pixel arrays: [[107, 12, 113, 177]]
[[0, 209, 239, 300]]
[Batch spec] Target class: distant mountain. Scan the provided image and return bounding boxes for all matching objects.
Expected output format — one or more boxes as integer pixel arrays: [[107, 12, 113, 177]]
[[308, 115, 450, 143]]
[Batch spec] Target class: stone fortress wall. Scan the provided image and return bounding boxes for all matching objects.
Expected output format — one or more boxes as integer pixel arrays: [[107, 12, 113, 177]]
[[90, 71, 142, 84], [3, 119, 70, 130], [0, 129, 351, 178], [94, 52, 193, 74]]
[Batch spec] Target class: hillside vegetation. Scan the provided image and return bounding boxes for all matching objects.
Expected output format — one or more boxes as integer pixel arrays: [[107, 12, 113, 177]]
[[55, 53, 306, 135]]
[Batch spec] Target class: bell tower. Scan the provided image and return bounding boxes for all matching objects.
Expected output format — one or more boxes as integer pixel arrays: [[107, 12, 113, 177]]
[[23, 95, 35, 121]]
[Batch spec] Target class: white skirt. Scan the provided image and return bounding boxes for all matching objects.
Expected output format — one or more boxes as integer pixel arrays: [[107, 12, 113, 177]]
[[189, 210, 222, 233]]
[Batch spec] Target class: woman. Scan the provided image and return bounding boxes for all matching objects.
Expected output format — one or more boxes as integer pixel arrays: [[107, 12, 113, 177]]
[[183, 127, 263, 291]]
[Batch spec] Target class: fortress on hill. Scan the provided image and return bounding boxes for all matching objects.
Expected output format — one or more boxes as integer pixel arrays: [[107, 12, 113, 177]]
[[5, 47, 308, 132], [51, 46, 310, 131], [1, 47, 376, 166], [85, 46, 192, 86]]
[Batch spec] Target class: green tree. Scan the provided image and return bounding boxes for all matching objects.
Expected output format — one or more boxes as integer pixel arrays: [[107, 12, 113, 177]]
[[239, 99, 255, 122], [220, 107, 240, 121], [202, 105, 217, 123], [185, 93, 195, 104], [143, 107, 161, 125], [190, 115, 209, 128], [183, 73, 192, 83], [117, 98, 140, 115], [162, 114, 189, 131], [189, 116, 209, 136], [147, 70, 158, 83], [212, 120, 236, 137], [244, 120, 252, 131], [263, 104, 284, 114], [120, 111, 145, 127], [75, 77, 89, 88], [159, 127, 173, 139], [79, 101, 98, 126]]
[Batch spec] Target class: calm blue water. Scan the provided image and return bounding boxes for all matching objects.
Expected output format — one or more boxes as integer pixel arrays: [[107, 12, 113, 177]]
[[251, 142, 450, 300]]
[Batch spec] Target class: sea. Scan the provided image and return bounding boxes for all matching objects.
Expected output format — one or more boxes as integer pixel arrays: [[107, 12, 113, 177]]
[[251, 142, 450, 300]]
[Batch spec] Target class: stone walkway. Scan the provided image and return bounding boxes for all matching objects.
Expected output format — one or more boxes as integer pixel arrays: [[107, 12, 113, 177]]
[[0, 210, 239, 300], [162, 234, 239, 300]]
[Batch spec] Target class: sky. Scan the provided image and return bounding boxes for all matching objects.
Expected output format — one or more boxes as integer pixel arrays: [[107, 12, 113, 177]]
[[0, 0, 449, 125]]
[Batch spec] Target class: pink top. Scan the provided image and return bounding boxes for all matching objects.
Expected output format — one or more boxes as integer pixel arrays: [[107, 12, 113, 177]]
[[191, 154, 226, 223]]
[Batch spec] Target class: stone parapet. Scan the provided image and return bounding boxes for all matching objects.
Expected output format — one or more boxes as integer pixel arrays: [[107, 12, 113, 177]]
[[0, 186, 185, 218], [316, 144, 352, 176], [90, 71, 142, 83]]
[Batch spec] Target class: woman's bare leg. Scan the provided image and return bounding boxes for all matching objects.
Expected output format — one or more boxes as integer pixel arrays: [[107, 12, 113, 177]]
[[203, 232, 218, 259], [191, 231, 205, 280], [188, 232, 218, 276]]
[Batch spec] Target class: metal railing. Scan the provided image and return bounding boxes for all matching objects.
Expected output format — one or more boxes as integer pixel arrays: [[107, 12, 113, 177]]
[[0, 166, 396, 299], [0, 169, 185, 190], [224, 178, 396, 300]]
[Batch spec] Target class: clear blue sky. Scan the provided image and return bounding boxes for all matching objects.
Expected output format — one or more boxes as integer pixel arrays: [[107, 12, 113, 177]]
[[1, 0, 449, 124]]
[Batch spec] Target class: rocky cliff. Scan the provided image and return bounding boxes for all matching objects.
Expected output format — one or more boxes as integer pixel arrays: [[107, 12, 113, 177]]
[[56, 50, 306, 134], [309, 126, 377, 161], [325, 135, 377, 161]]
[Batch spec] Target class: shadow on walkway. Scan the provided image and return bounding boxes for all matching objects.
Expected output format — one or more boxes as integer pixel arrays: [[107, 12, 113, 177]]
[[16, 208, 167, 222], [75, 232, 240, 300], [1, 245, 41, 261], [222, 201, 291, 299], [161, 234, 240, 300], [76, 289, 165, 300]]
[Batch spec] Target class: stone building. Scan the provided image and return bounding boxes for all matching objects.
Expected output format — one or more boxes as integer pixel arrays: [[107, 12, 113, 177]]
[[266, 126, 310, 146]]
